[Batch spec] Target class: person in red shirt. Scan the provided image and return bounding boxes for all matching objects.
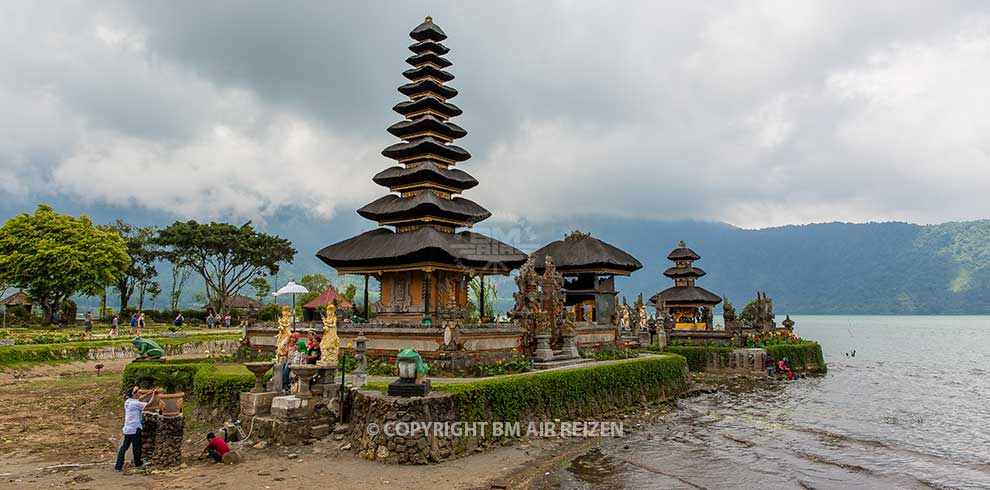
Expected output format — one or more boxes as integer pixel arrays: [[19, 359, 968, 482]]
[[203, 432, 229, 463]]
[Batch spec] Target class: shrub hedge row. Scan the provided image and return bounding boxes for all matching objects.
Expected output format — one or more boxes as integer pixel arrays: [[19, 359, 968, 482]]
[[765, 342, 827, 373], [123, 361, 266, 418], [0, 333, 240, 368], [440, 355, 688, 425], [661, 345, 735, 372]]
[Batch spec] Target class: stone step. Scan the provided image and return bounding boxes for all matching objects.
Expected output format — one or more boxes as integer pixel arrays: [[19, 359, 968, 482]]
[[311, 424, 331, 438]]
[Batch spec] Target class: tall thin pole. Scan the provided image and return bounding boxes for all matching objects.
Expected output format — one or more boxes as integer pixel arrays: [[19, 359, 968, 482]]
[[479, 274, 486, 322], [363, 275, 370, 320]]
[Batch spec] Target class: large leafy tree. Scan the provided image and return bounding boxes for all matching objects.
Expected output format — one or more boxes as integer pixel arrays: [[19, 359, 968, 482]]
[[156, 221, 296, 315], [0, 205, 130, 324], [102, 220, 160, 313]]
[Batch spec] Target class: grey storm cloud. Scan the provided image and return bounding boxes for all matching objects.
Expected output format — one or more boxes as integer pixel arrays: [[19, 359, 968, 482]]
[[2, 1, 989, 227]]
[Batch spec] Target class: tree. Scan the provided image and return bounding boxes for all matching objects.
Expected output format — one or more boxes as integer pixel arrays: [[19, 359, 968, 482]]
[[168, 265, 192, 311], [341, 284, 357, 303], [102, 220, 160, 313], [156, 221, 296, 315], [0, 205, 129, 324], [249, 276, 272, 303]]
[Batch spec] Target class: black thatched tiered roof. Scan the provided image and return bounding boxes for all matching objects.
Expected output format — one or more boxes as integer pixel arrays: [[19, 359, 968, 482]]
[[531, 235, 642, 276], [317, 17, 525, 274], [649, 241, 721, 307]]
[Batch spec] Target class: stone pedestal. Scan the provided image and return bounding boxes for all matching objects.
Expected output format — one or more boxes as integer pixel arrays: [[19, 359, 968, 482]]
[[271, 395, 316, 420], [533, 335, 554, 362], [387, 378, 431, 397], [559, 334, 579, 359], [239, 391, 277, 417], [638, 331, 651, 346], [352, 371, 368, 389], [140, 412, 184, 468], [311, 366, 339, 398], [289, 364, 319, 399]]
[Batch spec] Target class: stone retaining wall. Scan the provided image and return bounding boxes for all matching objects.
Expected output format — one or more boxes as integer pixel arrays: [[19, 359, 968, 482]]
[[347, 390, 467, 464], [81, 338, 240, 361]]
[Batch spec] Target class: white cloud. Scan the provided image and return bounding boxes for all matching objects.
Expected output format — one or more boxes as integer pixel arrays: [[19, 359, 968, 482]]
[[1, 1, 989, 228]]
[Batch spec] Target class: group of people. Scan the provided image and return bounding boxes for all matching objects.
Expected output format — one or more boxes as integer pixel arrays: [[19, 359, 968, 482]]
[[280, 330, 324, 390], [115, 386, 231, 472], [97, 312, 146, 338], [766, 356, 794, 379], [205, 313, 231, 329]]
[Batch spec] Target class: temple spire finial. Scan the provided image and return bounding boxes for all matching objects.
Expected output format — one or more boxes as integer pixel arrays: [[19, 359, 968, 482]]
[[425, 15, 432, 23], [679, 240, 686, 247]]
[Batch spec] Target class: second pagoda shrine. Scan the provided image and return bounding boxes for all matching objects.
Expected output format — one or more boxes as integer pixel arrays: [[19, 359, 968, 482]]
[[649, 241, 722, 330], [317, 17, 526, 323]]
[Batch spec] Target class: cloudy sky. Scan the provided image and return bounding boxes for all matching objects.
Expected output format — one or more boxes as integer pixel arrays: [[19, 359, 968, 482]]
[[2, 1, 990, 229]]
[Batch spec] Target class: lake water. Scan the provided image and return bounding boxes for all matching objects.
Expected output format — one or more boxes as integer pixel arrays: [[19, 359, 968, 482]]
[[555, 316, 990, 490]]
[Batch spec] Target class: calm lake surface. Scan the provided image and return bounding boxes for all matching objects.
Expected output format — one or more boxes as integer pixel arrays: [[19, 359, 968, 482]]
[[555, 316, 990, 490]]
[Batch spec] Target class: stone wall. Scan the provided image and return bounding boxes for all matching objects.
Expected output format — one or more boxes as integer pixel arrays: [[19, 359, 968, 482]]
[[78, 338, 240, 361], [140, 412, 185, 468], [347, 391, 468, 464]]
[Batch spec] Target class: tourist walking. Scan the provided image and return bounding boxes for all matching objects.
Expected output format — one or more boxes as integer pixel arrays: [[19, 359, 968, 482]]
[[129, 313, 137, 336], [174, 312, 184, 327], [110, 313, 120, 337], [137, 313, 145, 337], [83, 312, 93, 339], [114, 386, 150, 472], [223, 314, 231, 328], [206, 313, 215, 329]]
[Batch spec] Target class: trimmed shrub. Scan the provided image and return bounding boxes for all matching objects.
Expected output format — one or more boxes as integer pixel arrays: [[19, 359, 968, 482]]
[[662, 345, 734, 372], [192, 365, 259, 418], [122, 362, 209, 392], [441, 355, 688, 426], [765, 342, 826, 374]]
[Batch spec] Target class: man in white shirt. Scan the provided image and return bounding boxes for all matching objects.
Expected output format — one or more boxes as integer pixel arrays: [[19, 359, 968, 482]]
[[114, 386, 152, 472]]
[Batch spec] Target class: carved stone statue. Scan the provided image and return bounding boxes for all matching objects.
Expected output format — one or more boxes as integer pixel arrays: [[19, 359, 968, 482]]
[[561, 310, 577, 336], [633, 293, 647, 337], [619, 298, 631, 332], [723, 296, 740, 332], [275, 305, 292, 364], [319, 303, 340, 366]]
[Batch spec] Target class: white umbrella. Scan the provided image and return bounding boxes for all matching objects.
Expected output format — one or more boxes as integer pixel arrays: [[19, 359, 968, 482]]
[[273, 281, 309, 326]]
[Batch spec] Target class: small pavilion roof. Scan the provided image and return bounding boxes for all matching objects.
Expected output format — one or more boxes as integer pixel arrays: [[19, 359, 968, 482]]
[[649, 286, 722, 306], [410, 17, 447, 42], [667, 241, 701, 261], [532, 236, 642, 276], [302, 285, 353, 309], [663, 266, 706, 279]]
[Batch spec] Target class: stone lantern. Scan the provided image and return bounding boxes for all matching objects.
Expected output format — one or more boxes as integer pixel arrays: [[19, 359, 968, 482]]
[[387, 348, 430, 397]]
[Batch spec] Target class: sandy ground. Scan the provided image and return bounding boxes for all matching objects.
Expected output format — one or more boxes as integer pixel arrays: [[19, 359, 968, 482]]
[[0, 359, 628, 490]]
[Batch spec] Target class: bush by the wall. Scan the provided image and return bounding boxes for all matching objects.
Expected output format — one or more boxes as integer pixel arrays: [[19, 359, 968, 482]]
[[442, 355, 688, 427], [661, 345, 734, 372], [193, 365, 259, 419], [765, 342, 826, 373], [122, 362, 209, 392]]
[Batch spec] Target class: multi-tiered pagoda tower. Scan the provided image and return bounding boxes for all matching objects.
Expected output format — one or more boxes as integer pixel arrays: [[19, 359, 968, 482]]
[[649, 241, 722, 330], [317, 17, 526, 323]]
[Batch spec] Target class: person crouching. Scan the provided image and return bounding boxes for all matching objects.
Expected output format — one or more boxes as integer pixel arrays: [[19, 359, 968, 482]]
[[202, 432, 230, 463]]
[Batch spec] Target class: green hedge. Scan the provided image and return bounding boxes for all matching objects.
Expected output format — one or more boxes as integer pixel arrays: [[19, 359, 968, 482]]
[[0, 333, 239, 368], [122, 362, 210, 392], [765, 342, 826, 374], [441, 356, 688, 425], [193, 365, 259, 416], [123, 361, 269, 421], [661, 345, 734, 372]]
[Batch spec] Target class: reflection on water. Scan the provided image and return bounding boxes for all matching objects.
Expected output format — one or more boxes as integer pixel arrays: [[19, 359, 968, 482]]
[[553, 316, 990, 490]]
